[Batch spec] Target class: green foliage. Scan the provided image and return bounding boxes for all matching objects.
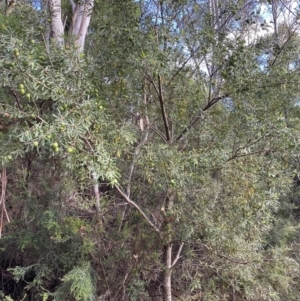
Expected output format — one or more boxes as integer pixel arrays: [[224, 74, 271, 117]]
[[48, 262, 96, 301], [1, 1, 300, 301]]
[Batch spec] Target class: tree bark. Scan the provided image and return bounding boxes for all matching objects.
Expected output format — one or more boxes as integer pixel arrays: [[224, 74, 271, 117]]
[[49, 0, 94, 52], [163, 243, 172, 301], [49, 0, 64, 46], [71, 0, 94, 51], [162, 191, 175, 301]]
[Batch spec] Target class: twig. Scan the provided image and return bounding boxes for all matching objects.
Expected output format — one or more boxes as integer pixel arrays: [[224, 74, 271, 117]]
[[176, 94, 227, 141], [115, 185, 160, 234], [126, 132, 148, 198], [218, 253, 250, 265], [200, 243, 250, 265], [0, 168, 10, 238], [10, 89, 21, 109], [171, 242, 184, 268], [129, 111, 167, 143], [227, 149, 276, 161], [227, 129, 273, 161], [270, 27, 298, 68], [157, 74, 171, 141]]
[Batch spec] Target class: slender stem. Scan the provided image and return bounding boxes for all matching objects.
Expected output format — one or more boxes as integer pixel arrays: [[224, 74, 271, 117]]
[[171, 243, 184, 268], [158, 75, 171, 142], [92, 172, 100, 214], [115, 185, 161, 234]]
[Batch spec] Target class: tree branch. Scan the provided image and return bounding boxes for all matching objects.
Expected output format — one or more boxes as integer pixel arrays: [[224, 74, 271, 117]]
[[129, 111, 168, 143], [158, 74, 171, 141], [115, 185, 161, 234], [176, 94, 227, 141], [218, 253, 250, 265], [127, 87, 150, 198], [171, 242, 184, 268], [0, 168, 10, 238], [227, 128, 273, 161]]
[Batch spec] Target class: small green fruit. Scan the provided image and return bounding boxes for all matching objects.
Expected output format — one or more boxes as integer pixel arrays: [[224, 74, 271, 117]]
[[66, 147, 74, 154], [26, 93, 31, 99], [33, 141, 39, 147], [46, 135, 51, 140], [170, 179, 176, 186], [53, 147, 60, 153], [20, 89, 25, 95], [111, 179, 118, 185], [14, 48, 19, 55], [7, 155, 12, 160], [52, 142, 59, 149], [60, 125, 66, 132], [19, 83, 24, 89]]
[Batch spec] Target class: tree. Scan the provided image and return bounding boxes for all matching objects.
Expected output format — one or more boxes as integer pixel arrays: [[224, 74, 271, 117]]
[[1, 1, 300, 301]]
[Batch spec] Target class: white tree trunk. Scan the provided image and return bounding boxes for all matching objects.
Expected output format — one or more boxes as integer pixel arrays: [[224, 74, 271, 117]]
[[163, 191, 175, 301], [71, 4, 84, 36], [70, 0, 94, 51], [163, 243, 173, 301], [50, 0, 94, 52], [49, 0, 64, 46]]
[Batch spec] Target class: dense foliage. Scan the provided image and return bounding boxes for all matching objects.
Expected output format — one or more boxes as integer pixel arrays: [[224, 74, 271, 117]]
[[1, 0, 300, 300]]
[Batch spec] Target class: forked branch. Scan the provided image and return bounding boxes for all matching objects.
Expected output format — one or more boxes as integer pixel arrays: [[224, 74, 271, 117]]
[[115, 185, 161, 234]]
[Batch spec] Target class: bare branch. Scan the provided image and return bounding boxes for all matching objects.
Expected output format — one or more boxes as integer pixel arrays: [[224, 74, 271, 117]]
[[0, 168, 10, 238], [171, 242, 184, 268], [115, 185, 161, 234], [10, 89, 21, 109], [158, 75, 171, 141]]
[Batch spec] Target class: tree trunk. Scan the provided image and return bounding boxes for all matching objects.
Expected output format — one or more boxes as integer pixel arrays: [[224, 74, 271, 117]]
[[49, 0, 94, 51], [49, 0, 64, 46], [163, 243, 173, 301], [70, 0, 94, 51], [162, 191, 175, 301]]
